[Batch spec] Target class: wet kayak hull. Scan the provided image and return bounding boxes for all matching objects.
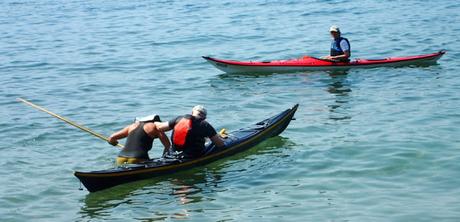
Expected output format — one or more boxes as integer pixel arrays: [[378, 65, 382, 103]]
[[203, 51, 445, 74], [74, 105, 298, 192]]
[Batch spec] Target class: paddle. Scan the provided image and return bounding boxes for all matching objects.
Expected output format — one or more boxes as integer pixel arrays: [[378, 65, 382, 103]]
[[17, 98, 124, 148]]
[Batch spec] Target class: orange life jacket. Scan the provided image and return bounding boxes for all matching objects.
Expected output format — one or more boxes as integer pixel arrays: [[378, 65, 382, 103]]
[[172, 117, 193, 150]]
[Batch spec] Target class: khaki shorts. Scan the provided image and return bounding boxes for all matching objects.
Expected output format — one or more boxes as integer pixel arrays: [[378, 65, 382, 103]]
[[116, 157, 148, 165]]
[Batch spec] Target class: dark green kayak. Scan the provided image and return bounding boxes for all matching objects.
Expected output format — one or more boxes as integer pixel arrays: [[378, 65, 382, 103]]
[[75, 104, 298, 192]]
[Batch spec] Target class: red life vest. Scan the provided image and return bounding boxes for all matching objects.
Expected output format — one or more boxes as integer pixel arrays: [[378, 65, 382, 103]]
[[172, 117, 193, 150]]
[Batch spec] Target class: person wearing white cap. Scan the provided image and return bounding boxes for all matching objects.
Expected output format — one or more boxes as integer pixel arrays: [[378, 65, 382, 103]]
[[108, 114, 171, 165], [322, 25, 351, 62], [156, 105, 225, 158]]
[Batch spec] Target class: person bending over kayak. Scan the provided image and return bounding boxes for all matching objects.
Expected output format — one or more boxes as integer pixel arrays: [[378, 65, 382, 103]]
[[322, 25, 351, 62], [108, 115, 171, 165], [157, 105, 225, 159]]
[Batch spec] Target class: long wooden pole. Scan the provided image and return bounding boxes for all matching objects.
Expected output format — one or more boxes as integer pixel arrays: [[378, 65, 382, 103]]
[[17, 98, 124, 148]]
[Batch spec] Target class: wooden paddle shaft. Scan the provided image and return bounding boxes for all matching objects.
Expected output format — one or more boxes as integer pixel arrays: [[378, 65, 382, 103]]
[[17, 98, 124, 148]]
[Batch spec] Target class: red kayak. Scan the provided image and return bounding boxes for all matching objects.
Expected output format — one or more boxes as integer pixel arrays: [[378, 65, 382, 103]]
[[203, 50, 445, 74]]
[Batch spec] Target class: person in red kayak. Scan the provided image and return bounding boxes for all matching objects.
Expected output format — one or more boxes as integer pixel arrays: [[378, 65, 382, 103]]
[[108, 115, 171, 165], [322, 25, 351, 62], [157, 105, 226, 158]]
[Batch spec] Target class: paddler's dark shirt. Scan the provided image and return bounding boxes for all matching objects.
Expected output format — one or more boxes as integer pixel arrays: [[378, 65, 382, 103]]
[[168, 115, 217, 158], [118, 122, 154, 159]]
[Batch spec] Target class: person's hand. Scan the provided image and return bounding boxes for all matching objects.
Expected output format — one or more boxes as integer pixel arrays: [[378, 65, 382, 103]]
[[162, 146, 171, 157], [108, 136, 118, 146], [321, 56, 333, 60], [219, 128, 229, 139]]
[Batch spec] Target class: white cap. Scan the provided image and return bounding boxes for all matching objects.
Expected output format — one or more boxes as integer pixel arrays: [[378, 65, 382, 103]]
[[329, 25, 340, 33], [136, 114, 160, 122], [192, 105, 207, 118]]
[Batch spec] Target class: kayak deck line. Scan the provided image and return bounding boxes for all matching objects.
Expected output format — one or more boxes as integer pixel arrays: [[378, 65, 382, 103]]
[[203, 50, 445, 73]]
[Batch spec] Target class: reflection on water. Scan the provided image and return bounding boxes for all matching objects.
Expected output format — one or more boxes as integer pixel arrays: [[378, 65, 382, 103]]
[[216, 70, 353, 122], [78, 136, 291, 221], [170, 168, 223, 205], [325, 71, 352, 121], [79, 170, 221, 221], [218, 72, 277, 79]]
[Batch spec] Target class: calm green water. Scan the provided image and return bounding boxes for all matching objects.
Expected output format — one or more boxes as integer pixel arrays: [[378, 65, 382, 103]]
[[1, 0, 460, 221]]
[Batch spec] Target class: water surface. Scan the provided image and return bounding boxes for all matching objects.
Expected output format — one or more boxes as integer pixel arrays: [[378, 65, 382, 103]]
[[1, 0, 459, 221]]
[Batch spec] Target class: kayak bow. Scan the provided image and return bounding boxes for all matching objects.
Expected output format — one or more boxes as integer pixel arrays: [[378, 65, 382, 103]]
[[203, 50, 445, 74], [75, 105, 298, 192]]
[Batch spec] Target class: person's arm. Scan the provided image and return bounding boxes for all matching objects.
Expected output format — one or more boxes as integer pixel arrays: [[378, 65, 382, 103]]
[[157, 130, 171, 155], [330, 50, 350, 60], [146, 123, 172, 155], [157, 116, 180, 132], [210, 134, 225, 148], [156, 121, 171, 132], [108, 125, 130, 146], [205, 122, 225, 148]]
